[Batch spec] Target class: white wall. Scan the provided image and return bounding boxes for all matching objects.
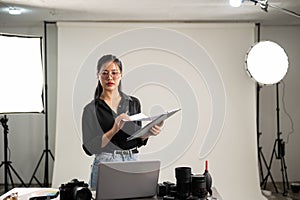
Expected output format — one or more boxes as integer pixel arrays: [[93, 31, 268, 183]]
[[52, 22, 264, 200], [260, 25, 300, 183]]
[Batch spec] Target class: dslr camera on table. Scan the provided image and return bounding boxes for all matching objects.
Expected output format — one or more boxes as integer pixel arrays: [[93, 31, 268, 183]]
[[59, 179, 92, 200]]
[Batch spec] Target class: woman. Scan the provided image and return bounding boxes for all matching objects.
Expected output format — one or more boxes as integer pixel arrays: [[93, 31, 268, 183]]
[[82, 54, 163, 189]]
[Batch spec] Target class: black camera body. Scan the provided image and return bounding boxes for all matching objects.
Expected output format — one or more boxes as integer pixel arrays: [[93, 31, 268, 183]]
[[59, 179, 92, 200]]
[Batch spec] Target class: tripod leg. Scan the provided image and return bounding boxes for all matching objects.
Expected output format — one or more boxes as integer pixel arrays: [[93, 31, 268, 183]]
[[29, 149, 55, 187], [267, 167, 279, 193], [259, 150, 269, 187], [7, 163, 27, 187], [44, 149, 55, 187], [29, 151, 45, 187], [282, 157, 289, 190], [280, 156, 289, 196], [259, 147, 277, 189], [49, 150, 55, 160], [262, 141, 278, 193], [33, 175, 43, 186], [280, 158, 287, 196], [6, 166, 15, 188], [258, 148, 265, 184], [262, 146, 274, 187], [261, 145, 278, 193]]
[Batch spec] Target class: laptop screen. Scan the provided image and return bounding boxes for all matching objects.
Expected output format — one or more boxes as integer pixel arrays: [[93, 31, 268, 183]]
[[96, 160, 160, 200]]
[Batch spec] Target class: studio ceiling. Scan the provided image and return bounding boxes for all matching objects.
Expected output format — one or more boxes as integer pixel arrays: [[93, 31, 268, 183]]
[[0, 0, 300, 26]]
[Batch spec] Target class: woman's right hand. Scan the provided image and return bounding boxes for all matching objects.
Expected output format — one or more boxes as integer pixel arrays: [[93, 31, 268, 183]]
[[112, 113, 130, 134], [102, 113, 130, 148]]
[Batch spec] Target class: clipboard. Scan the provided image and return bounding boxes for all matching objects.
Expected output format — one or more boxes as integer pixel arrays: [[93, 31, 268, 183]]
[[127, 108, 181, 141]]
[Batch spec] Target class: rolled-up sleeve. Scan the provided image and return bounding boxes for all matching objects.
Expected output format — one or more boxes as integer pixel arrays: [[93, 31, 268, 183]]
[[82, 101, 103, 155]]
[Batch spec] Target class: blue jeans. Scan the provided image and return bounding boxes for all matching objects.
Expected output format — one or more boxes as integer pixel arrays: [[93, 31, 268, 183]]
[[89, 152, 138, 190]]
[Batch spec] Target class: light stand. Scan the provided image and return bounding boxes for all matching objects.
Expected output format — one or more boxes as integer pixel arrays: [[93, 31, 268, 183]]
[[248, 0, 300, 18], [0, 115, 27, 192], [261, 83, 289, 196], [28, 22, 55, 187], [250, 25, 278, 192], [245, 25, 289, 196], [256, 84, 278, 193]]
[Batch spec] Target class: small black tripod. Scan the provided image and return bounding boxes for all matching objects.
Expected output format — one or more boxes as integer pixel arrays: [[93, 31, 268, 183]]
[[261, 83, 289, 196], [0, 115, 27, 192]]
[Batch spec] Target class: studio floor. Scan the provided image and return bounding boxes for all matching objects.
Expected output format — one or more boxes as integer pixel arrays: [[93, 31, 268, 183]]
[[263, 182, 300, 200]]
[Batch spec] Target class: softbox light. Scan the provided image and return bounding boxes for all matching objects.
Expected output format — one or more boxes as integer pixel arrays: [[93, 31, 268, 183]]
[[245, 40, 289, 85], [0, 34, 44, 113]]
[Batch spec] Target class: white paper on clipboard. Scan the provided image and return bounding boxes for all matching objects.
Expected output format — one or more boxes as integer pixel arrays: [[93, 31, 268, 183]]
[[126, 108, 181, 141]]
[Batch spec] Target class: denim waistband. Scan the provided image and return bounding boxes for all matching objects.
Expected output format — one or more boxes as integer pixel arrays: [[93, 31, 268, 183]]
[[103, 148, 138, 154], [95, 149, 138, 162]]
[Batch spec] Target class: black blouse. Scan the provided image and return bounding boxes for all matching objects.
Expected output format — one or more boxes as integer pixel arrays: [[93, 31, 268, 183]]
[[82, 92, 147, 155]]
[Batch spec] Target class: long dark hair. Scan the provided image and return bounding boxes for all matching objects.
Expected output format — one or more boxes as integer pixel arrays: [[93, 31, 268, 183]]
[[94, 55, 123, 99]]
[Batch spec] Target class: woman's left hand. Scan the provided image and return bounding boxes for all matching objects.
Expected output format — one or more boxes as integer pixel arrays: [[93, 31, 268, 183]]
[[141, 120, 164, 141], [150, 120, 164, 136]]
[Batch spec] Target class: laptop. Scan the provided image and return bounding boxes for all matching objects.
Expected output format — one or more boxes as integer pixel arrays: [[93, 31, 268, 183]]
[[96, 160, 161, 200]]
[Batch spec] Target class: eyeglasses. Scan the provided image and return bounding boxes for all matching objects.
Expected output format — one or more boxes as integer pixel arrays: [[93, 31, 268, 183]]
[[100, 71, 121, 79]]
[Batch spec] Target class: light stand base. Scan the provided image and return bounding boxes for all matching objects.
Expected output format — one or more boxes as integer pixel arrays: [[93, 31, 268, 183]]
[[262, 139, 289, 196], [28, 149, 54, 187], [1, 115, 27, 193], [0, 161, 27, 192], [258, 146, 278, 193]]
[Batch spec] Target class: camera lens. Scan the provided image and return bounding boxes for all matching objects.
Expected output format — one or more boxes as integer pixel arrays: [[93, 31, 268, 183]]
[[73, 186, 92, 200], [191, 174, 207, 199], [175, 167, 192, 199]]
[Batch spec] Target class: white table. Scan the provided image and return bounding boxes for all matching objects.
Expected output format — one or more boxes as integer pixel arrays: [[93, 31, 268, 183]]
[[1, 187, 222, 200], [0, 188, 59, 200]]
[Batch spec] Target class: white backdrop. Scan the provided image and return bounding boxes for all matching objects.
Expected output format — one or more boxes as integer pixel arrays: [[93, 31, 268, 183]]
[[52, 22, 265, 200]]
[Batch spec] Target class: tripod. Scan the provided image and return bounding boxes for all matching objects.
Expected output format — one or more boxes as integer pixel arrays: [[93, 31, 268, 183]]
[[0, 115, 27, 192], [28, 22, 55, 187], [257, 84, 278, 192], [261, 83, 289, 196]]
